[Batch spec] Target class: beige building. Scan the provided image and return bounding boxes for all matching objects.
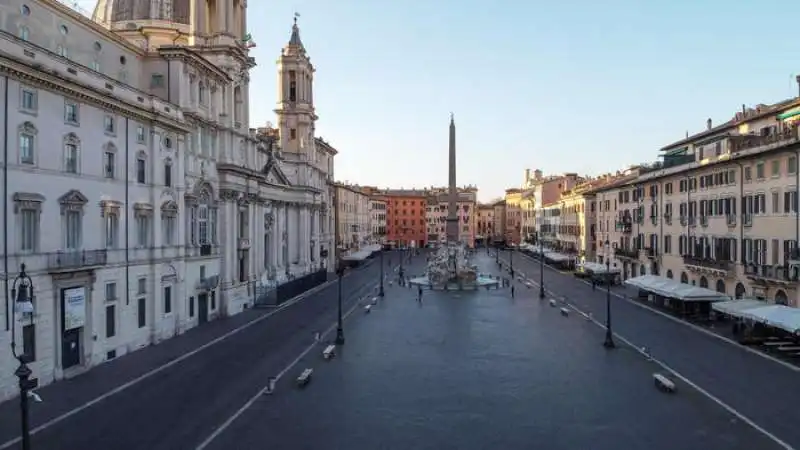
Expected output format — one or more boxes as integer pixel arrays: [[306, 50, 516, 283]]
[[370, 196, 387, 244], [333, 183, 371, 254], [594, 102, 800, 306], [504, 189, 522, 245], [492, 200, 506, 243], [475, 204, 495, 245], [425, 190, 477, 246]]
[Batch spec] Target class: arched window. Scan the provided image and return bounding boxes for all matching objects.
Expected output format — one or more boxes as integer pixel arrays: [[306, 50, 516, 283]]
[[699, 276, 708, 289], [63, 133, 80, 173], [666, 269, 673, 279], [775, 289, 789, 305], [734, 283, 746, 299], [716, 279, 726, 294], [680, 272, 689, 284]]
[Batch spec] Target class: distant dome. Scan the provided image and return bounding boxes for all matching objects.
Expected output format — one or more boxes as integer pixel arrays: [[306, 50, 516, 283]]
[[92, 0, 191, 25]]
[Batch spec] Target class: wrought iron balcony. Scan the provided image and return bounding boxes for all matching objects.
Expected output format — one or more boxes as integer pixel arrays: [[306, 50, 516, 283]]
[[682, 255, 731, 271], [47, 249, 108, 271], [615, 221, 632, 233], [729, 127, 799, 154], [614, 247, 639, 259], [645, 247, 657, 259]]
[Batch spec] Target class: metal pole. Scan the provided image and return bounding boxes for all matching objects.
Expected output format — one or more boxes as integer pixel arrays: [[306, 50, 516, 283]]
[[510, 248, 514, 278], [539, 241, 545, 299], [335, 264, 345, 345], [17, 363, 32, 450], [11, 264, 35, 450], [603, 259, 615, 348], [379, 249, 385, 297]]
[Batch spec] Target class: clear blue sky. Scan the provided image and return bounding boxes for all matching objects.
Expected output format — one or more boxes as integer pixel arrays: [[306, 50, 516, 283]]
[[77, 0, 800, 202]]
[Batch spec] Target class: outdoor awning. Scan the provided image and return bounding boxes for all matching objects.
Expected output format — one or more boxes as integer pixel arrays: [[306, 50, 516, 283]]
[[624, 275, 730, 302], [580, 262, 621, 274], [738, 305, 800, 334], [712, 299, 766, 317], [777, 108, 800, 121]]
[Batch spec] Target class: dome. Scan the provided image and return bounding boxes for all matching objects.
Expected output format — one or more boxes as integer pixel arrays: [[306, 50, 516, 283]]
[[92, 0, 191, 25]]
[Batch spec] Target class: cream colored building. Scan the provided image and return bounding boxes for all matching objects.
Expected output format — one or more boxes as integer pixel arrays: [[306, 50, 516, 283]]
[[334, 184, 371, 252], [370, 197, 387, 244], [504, 189, 522, 245], [594, 103, 800, 306], [476, 204, 495, 245], [425, 190, 477, 246], [556, 185, 596, 261]]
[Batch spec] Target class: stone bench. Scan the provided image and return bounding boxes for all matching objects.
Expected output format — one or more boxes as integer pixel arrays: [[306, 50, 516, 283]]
[[297, 368, 313, 387], [653, 373, 675, 393], [322, 345, 336, 360]]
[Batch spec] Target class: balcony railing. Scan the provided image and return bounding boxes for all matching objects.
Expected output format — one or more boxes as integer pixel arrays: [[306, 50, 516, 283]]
[[729, 127, 799, 153], [645, 247, 658, 259], [682, 255, 731, 271], [744, 264, 799, 282], [47, 249, 108, 271], [614, 247, 639, 259]]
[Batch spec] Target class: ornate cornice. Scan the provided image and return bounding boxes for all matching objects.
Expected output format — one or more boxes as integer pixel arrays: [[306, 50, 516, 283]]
[[158, 46, 232, 83], [0, 53, 190, 134]]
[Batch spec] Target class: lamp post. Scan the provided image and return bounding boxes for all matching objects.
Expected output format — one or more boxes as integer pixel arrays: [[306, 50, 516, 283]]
[[10, 263, 36, 450], [603, 240, 616, 349], [335, 259, 346, 345], [378, 245, 385, 297], [539, 235, 545, 299]]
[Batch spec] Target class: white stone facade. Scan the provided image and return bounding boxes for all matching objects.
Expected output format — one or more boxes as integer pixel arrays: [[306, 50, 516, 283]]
[[0, 0, 329, 402]]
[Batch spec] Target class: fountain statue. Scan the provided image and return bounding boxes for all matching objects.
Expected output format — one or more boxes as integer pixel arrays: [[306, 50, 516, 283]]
[[409, 242, 498, 290]]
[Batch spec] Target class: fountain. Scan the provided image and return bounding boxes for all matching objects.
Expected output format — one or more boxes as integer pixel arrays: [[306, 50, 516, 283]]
[[408, 242, 500, 290]]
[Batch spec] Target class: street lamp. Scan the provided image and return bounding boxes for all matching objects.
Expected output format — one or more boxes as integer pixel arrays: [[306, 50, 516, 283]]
[[538, 234, 545, 299], [335, 259, 346, 345], [378, 245, 385, 297], [603, 240, 616, 349], [10, 263, 36, 450]]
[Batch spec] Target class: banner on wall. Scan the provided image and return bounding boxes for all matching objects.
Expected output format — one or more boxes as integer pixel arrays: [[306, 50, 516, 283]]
[[64, 287, 86, 331]]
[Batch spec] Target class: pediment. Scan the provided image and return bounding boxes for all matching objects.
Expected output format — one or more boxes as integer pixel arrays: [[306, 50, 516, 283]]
[[59, 189, 88, 206], [262, 159, 291, 186]]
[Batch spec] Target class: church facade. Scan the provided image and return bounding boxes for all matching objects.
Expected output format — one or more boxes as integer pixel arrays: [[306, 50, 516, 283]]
[[0, 0, 334, 400]]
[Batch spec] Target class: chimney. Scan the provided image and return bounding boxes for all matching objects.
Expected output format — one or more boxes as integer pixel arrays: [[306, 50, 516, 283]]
[[706, 118, 712, 130]]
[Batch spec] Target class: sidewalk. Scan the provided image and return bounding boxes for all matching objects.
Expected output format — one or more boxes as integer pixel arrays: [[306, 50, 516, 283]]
[[0, 263, 376, 445]]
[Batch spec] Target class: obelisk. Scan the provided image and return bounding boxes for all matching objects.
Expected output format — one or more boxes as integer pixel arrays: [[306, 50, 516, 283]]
[[445, 113, 459, 243]]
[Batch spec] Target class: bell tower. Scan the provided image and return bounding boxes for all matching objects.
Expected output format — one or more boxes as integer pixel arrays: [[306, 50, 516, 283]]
[[275, 16, 316, 155]]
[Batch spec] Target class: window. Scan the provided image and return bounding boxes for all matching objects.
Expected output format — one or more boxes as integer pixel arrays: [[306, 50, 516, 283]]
[[136, 215, 151, 247], [19, 26, 29, 41], [150, 74, 164, 88], [163, 286, 172, 314], [14, 192, 43, 253], [189, 296, 195, 317], [59, 24, 69, 35], [104, 150, 115, 178], [56, 45, 68, 58], [64, 142, 78, 173], [105, 282, 117, 301], [192, 189, 217, 246], [137, 297, 146, 328], [136, 154, 146, 183], [161, 202, 178, 246], [164, 159, 172, 187], [20, 88, 37, 111], [104, 115, 115, 134], [106, 304, 116, 338], [20, 134, 34, 165], [91, 61, 100, 72], [772, 160, 781, 177], [65, 210, 81, 249], [64, 101, 79, 124], [137, 126, 146, 143], [290, 128, 297, 140], [104, 211, 119, 248], [756, 162, 765, 179], [198, 83, 206, 104], [138, 277, 147, 295]]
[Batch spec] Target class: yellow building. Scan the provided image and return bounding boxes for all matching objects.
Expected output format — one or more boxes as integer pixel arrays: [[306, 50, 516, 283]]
[[593, 102, 800, 306]]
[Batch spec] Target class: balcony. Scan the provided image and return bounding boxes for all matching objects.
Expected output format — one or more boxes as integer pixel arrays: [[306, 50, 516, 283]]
[[729, 127, 799, 154], [615, 221, 632, 234], [744, 264, 799, 284], [682, 255, 732, 272], [645, 247, 658, 259], [47, 249, 108, 272], [614, 247, 639, 259]]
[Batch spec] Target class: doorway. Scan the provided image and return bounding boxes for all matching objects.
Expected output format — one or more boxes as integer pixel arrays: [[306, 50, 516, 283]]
[[198, 293, 209, 325], [62, 328, 81, 369]]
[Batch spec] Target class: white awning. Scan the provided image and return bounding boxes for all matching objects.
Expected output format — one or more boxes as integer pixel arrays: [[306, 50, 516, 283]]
[[712, 299, 767, 317], [580, 262, 621, 274], [624, 275, 729, 302], [738, 305, 800, 334]]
